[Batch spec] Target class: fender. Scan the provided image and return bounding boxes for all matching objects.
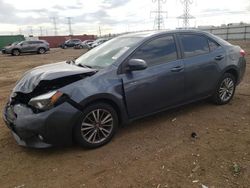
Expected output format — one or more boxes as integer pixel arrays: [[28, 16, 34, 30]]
[[77, 93, 129, 125], [221, 65, 240, 83]]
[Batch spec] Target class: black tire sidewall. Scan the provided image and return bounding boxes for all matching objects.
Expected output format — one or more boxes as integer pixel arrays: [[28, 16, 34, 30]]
[[74, 103, 118, 149], [12, 49, 20, 56], [38, 48, 45, 54], [212, 73, 236, 105]]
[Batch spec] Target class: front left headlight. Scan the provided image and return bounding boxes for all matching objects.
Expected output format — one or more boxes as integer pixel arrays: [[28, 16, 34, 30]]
[[28, 91, 63, 111]]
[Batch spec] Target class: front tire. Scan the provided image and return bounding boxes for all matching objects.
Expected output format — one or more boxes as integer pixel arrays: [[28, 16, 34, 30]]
[[74, 103, 118, 149], [12, 49, 20, 56], [212, 73, 236, 105]]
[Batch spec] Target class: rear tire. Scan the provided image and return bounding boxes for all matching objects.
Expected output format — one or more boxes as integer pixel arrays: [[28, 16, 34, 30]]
[[211, 73, 236, 105], [74, 103, 118, 149], [38, 47, 46, 54]]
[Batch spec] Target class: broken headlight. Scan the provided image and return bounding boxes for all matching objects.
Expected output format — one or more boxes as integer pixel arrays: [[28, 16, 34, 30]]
[[28, 91, 63, 111]]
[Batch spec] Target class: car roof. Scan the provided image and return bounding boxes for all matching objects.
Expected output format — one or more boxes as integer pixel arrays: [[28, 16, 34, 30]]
[[117, 29, 230, 46], [24, 40, 46, 42], [118, 29, 211, 38]]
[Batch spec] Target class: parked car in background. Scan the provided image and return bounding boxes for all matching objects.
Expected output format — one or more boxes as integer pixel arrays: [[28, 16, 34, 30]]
[[3, 30, 246, 149], [74, 40, 94, 49], [59, 39, 82, 49], [3, 40, 50, 56], [90, 38, 109, 48]]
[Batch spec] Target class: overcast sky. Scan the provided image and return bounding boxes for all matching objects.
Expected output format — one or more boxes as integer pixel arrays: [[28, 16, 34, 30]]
[[0, 0, 250, 36]]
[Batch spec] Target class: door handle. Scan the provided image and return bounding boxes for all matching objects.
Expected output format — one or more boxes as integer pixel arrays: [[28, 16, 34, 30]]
[[215, 55, 224, 61], [171, 66, 184, 72]]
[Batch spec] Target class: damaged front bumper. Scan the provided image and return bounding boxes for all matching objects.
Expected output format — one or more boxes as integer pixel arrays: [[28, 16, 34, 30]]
[[3, 101, 81, 148]]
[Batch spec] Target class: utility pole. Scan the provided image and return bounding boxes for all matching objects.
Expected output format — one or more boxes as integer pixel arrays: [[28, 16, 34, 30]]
[[177, 0, 195, 28], [67, 17, 73, 35], [19, 28, 22, 35], [51, 17, 58, 36], [39, 26, 43, 36], [29, 26, 33, 36], [151, 0, 167, 30], [98, 25, 102, 37]]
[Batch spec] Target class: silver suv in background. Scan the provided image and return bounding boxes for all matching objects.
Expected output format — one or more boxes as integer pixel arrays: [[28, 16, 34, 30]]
[[3, 40, 50, 56]]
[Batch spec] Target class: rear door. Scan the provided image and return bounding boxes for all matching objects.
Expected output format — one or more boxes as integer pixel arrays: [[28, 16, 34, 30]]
[[178, 34, 225, 100], [121, 35, 185, 118]]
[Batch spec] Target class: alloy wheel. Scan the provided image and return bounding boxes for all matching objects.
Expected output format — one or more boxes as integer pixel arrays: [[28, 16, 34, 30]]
[[81, 109, 114, 144], [218, 77, 235, 102], [13, 50, 20, 56], [39, 48, 45, 54]]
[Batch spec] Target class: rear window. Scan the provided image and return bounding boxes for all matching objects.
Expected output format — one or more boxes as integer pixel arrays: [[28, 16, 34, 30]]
[[180, 34, 209, 58]]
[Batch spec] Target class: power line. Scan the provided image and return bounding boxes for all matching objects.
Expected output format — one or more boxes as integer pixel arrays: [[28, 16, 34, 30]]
[[151, 0, 167, 30], [177, 0, 195, 28], [39, 26, 43, 36], [29, 26, 33, 36], [19, 28, 22, 35], [98, 25, 102, 37], [51, 16, 58, 36], [67, 17, 73, 35]]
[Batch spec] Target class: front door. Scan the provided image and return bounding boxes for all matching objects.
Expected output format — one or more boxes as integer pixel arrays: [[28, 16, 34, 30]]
[[121, 35, 185, 118]]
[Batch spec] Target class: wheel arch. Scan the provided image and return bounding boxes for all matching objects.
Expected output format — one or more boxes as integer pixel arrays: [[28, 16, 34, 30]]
[[11, 48, 20, 53], [222, 65, 239, 84], [38, 47, 46, 52], [78, 94, 129, 126]]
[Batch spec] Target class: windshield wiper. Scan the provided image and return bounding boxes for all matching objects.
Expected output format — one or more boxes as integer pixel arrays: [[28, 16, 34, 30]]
[[78, 64, 93, 69]]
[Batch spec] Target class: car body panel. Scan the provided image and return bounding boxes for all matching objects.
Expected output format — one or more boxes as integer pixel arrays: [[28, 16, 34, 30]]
[[121, 59, 185, 118], [13, 62, 97, 93], [3, 102, 80, 147]]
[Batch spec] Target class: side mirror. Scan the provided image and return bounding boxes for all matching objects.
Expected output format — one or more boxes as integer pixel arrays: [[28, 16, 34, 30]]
[[126, 59, 147, 72]]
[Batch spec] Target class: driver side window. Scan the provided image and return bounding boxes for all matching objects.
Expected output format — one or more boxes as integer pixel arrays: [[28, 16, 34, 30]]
[[21, 41, 28, 45], [131, 35, 178, 66]]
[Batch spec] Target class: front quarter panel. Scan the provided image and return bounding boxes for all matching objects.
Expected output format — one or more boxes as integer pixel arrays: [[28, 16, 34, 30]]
[[58, 66, 128, 124]]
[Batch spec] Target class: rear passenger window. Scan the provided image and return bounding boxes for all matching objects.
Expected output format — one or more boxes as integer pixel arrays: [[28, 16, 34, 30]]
[[131, 35, 177, 66], [180, 34, 209, 58], [27, 41, 34, 45], [208, 39, 220, 51]]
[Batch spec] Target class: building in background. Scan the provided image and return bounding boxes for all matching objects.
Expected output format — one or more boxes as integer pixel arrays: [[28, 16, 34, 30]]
[[198, 23, 250, 40]]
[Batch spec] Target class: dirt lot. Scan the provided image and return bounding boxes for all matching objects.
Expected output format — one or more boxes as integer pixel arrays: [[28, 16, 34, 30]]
[[0, 43, 249, 188]]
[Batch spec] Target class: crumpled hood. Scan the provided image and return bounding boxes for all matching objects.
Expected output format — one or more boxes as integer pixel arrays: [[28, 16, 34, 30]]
[[13, 61, 96, 93]]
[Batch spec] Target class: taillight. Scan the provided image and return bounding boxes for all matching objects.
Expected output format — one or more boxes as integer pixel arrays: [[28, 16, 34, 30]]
[[240, 49, 246, 57]]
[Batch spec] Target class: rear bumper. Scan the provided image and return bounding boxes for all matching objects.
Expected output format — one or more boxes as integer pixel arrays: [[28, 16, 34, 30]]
[[3, 102, 81, 148], [238, 57, 246, 84]]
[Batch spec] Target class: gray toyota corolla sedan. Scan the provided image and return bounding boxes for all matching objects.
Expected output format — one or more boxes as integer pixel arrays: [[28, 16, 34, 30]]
[[3, 30, 246, 148]]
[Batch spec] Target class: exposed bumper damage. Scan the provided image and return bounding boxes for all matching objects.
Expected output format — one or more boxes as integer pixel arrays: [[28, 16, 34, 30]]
[[3, 61, 97, 148], [3, 100, 81, 148]]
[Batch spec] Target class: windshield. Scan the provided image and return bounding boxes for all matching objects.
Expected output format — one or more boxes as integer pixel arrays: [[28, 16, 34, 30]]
[[75, 37, 142, 68], [11, 42, 19, 46]]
